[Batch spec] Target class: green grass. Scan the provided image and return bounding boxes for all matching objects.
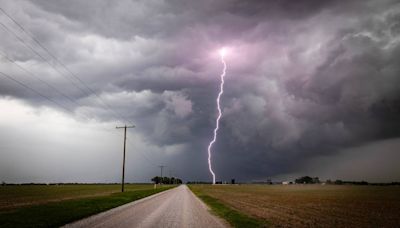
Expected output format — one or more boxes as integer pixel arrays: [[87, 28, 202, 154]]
[[0, 184, 154, 210], [0, 185, 174, 228], [189, 185, 267, 228]]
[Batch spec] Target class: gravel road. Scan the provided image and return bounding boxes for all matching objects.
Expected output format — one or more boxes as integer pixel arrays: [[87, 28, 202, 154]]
[[63, 185, 228, 228]]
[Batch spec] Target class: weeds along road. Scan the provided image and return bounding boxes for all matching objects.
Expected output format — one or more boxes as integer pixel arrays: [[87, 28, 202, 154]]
[[63, 185, 227, 228]]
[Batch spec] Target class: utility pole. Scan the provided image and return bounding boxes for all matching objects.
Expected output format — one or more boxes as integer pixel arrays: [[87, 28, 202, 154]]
[[169, 170, 172, 184], [116, 125, 135, 192], [159, 165, 166, 184]]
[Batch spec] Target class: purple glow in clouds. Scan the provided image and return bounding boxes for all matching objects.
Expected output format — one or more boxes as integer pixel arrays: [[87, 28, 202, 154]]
[[207, 48, 227, 184]]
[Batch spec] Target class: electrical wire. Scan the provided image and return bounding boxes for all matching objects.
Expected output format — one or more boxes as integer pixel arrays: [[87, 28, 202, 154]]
[[0, 7, 163, 168], [0, 8, 133, 125]]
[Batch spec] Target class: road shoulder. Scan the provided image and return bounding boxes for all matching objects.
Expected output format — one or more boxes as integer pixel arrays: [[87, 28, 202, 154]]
[[63, 186, 177, 227], [188, 185, 266, 228]]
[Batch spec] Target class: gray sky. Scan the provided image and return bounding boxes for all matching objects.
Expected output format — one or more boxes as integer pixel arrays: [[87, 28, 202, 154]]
[[0, 0, 400, 183]]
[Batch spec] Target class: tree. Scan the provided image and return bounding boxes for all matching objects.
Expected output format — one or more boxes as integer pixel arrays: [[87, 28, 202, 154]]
[[334, 179, 343, 185], [162, 177, 169, 184], [151, 176, 182, 185], [151, 176, 162, 184], [295, 176, 319, 184], [151, 176, 183, 184]]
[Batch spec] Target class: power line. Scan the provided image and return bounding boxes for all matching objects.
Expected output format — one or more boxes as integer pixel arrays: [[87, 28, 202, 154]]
[[0, 71, 73, 113], [126, 136, 159, 167], [0, 50, 79, 107], [0, 8, 164, 173], [0, 21, 129, 124], [0, 61, 159, 169], [0, 74, 159, 181], [0, 22, 91, 98], [0, 70, 157, 169], [0, 69, 160, 172], [0, 50, 127, 138], [0, 7, 134, 125], [0, 27, 125, 127]]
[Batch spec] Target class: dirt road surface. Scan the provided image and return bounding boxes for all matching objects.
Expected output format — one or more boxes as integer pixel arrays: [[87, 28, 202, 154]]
[[63, 185, 227, 228]]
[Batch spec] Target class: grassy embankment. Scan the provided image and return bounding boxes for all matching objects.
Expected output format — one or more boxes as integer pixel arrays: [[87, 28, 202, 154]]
[[0, 184, 175, 228], [190, 184, 400, 228], [189, 185, 267, 228]]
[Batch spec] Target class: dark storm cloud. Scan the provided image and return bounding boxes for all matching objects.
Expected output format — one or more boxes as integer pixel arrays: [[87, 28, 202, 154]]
[[213, 1, 400, 180], [1, 0, 400, 182]]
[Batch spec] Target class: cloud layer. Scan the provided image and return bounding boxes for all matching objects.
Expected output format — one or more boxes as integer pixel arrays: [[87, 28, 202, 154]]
[[1, 0, 400, 182]]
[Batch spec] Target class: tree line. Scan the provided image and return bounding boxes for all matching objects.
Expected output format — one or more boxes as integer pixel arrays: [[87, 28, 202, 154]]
[[293, 176, 400, 185], [151, 176, 182, 184]]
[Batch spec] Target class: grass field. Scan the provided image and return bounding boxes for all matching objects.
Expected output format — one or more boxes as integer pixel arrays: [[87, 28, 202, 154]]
[[190, 184, 400, 228], [189, 185, 266, 228], [0, 184, 174, 227], [0, 184, 154, 210]]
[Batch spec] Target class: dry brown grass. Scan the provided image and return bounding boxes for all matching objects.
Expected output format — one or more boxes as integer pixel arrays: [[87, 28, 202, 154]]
[[190, 184, 400, 227]]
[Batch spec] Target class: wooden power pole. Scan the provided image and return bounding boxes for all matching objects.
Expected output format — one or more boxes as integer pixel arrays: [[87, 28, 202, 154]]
[[116, 125, 135, 192]]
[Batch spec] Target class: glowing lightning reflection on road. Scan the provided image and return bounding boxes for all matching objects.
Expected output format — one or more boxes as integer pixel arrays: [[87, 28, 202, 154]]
[[207, 48, 227, 184]]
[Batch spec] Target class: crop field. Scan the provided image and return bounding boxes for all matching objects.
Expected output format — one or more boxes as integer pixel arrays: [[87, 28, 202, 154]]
[[0, 184, 154, 211], [0, 184, 174, 227], [190, 184, 400, 227]]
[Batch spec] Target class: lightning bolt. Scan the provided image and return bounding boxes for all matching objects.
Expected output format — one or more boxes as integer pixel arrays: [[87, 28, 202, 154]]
[[207, 48, 227, 184]]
